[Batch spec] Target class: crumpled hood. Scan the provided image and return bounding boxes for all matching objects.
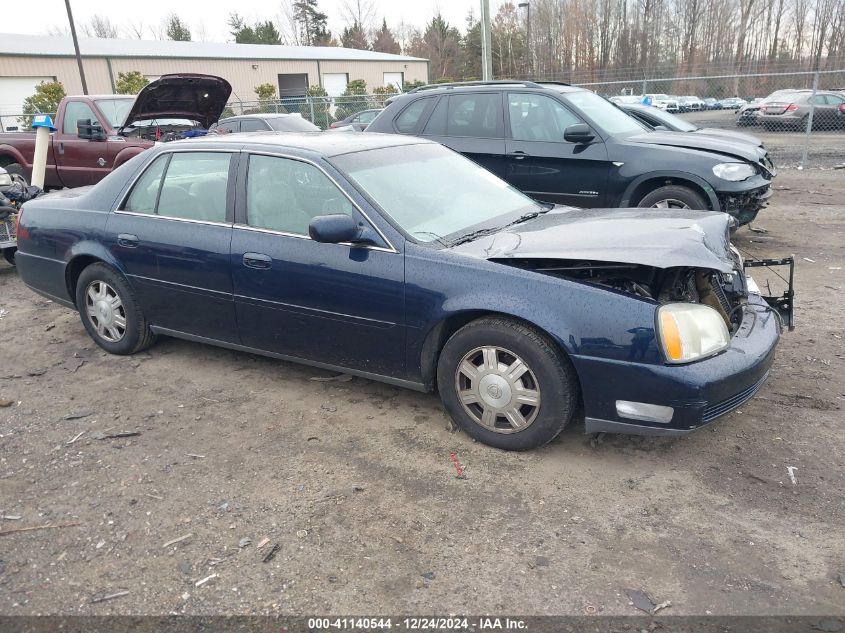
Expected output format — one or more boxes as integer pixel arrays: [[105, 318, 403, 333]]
[[449, 207, 734, 273], [119, 74, 232, 131], [628, 129, 764, 164], [693, 127, 763, 148]]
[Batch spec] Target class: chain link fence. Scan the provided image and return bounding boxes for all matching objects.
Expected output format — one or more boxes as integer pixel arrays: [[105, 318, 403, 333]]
[[572, 69, 845, 169], [4, 72, 843, 169], [223, 93, 395, 130]]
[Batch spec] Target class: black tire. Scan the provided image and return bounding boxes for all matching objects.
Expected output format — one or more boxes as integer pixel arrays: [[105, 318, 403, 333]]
[[637, 185, 708, 210], [2, 248, 15, 266], [3, 163, 27, 187], [436, 317, 578, 451], [74, 262, 155, 355]]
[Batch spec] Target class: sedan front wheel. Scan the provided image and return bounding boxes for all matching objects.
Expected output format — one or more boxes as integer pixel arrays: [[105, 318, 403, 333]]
[[437, 317, 578, 450]]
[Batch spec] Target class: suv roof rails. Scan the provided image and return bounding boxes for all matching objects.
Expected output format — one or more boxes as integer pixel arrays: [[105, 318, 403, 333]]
[[407, 80, 561, 93]]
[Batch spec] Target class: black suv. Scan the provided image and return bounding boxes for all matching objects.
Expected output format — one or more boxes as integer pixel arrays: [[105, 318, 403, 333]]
[[367, 81, 775, 225]]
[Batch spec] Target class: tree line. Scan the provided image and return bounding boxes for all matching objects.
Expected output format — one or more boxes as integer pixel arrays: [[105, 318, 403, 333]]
[[51, 0, 845, 83]]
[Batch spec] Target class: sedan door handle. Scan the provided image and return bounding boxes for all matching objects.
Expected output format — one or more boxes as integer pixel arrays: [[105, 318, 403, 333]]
[[117, 233, 139, 248], [243, 252, 272, 269], [510, 150, 528, 160]]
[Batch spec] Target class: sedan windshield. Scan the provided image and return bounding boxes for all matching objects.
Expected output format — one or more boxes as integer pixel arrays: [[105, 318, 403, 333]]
[[331, 143, 541, 243]]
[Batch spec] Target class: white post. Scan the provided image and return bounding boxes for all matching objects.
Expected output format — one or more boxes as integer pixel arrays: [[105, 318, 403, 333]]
[[30, 114, 56, 189], [480, 0, 493, 81]]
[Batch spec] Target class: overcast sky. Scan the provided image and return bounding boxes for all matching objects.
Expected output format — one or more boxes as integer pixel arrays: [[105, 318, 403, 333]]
[[16, 0, 486, 42]]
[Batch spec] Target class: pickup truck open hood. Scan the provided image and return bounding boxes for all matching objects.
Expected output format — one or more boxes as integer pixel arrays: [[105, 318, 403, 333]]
[[628, 129, 763, 164], [119, 74, 232, 131], [449, 207, 734, 273]]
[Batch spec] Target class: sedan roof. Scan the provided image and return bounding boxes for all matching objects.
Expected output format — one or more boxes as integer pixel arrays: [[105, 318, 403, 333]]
[[174, 131, 433, 157]]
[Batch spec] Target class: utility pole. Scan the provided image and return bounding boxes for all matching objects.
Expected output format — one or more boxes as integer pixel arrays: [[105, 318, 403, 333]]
[[519, 1, 531, 77], [480, 0, 493, 81], [64, 0, 88, 94]]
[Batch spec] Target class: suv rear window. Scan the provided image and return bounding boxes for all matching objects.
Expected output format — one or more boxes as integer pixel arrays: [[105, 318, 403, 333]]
[[395, 98, 433, 134]]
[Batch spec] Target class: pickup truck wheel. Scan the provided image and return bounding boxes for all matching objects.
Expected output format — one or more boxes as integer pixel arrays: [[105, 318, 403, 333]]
[[75, 263, 155, 355], [637, 185, 708, 210], [3, 163, 27, 187], [437, 317, 578, 451], [2, 248, 15, 266]]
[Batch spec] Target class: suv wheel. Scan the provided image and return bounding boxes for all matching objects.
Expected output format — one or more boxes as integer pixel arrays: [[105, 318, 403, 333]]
[[437, 317, 578, 451], [75, 262, 156, 355], [637, 185, 708, 210]]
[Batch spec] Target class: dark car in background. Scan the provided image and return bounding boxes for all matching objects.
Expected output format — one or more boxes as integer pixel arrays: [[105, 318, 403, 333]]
[[620, 103, 764, 147], [329, 108, 383, 131], [210, 113, 320, 134], [758, 90, 845, 130], [14, 132, 788, 450], [367, 80, 775, 225]]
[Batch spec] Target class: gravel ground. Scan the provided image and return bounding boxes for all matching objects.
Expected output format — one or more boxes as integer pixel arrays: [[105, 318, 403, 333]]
[[0, 169, 843, 617]]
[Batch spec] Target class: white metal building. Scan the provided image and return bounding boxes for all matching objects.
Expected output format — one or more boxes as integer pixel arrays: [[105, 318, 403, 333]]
[[0, 33, 429, 117]]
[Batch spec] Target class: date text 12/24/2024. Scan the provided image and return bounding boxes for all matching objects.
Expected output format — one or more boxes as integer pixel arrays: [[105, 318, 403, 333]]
[[307, 618, 527, 630]]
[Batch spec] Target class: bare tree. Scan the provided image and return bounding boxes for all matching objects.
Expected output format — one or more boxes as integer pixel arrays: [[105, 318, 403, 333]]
[[81, 16, 118, 39]]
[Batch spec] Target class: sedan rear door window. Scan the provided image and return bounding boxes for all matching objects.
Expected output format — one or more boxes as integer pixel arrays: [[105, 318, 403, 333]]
[[123, 152, 231, 223], [245, 155, 355, 236]]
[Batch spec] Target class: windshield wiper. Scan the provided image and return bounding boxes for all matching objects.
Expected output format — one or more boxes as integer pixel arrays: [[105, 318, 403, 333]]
[[449, 206, 552, 247]]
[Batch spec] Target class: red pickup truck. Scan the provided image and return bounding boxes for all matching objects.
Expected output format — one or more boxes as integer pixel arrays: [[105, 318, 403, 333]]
[[0, 74, 230, 189]]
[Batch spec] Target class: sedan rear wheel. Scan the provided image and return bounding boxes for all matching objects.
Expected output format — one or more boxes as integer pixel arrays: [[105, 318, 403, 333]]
[[437, 317, 578, 451], [75, 262, 156, 355]]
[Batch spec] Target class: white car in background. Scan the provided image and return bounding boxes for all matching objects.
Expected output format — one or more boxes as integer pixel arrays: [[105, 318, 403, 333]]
[[645, 93, 680, 112]]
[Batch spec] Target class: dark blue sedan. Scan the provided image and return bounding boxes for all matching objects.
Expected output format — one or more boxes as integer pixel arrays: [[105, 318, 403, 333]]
[[15, 133, 782, 450]]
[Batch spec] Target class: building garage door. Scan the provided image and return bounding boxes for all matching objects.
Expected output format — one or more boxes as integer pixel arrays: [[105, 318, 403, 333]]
[[323, 73, 348, 97], [0, 76, 54, 131], [384, 72, 404, 90]]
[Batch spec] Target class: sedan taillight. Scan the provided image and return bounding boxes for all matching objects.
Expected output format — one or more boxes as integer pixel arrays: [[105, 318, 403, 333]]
[[839, 103, 845, 114], [785, 104, 799, 112]]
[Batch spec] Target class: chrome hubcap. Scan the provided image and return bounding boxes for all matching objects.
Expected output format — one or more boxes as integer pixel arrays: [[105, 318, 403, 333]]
[[455, 346, 541, 434], [651, 198, 691, 209], [85, 280, 126, 342]]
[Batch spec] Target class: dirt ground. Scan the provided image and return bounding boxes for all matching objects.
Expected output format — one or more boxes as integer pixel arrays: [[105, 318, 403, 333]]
[[0, 168, 843, 618]]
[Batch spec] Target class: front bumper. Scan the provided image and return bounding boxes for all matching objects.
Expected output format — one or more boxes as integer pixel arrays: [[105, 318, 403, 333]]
[[573, 294, 781, 436]]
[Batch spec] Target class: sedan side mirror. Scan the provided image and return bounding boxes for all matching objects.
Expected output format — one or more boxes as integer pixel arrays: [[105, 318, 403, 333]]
[[77, 119, 105, 141], [309, 214, 362, 244], [563, 123, 595, 144]]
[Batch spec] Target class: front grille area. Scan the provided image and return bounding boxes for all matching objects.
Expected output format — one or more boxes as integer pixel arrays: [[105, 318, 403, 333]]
[[702, 371, 770, 422], [0, 217, 15, 242]]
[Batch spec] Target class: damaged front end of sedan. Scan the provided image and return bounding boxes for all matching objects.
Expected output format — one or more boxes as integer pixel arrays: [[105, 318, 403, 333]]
[[450, 206, 793, 435], [454, 207, 794, 333]]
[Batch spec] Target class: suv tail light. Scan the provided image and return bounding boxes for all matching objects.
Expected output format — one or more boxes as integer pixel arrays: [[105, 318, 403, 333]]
[[785, 104, 799, 112]]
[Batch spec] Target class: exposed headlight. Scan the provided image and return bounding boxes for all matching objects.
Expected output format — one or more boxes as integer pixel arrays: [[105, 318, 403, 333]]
[[657, 303, 730, 364], [712, 162, 755, 181], [0, 170, 11, 188]]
